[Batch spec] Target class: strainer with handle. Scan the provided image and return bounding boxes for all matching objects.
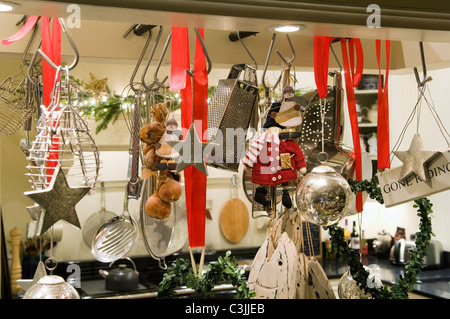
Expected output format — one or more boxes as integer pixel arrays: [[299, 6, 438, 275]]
[[139, 175, 188, 269], [82, 181, 117, 247]]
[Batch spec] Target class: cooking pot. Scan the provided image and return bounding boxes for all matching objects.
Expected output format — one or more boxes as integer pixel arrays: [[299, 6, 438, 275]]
[[99, 257, 139, 291]]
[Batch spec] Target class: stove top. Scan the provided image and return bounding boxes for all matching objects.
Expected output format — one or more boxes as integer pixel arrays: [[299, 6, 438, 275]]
[[77, 279, 159, 299]]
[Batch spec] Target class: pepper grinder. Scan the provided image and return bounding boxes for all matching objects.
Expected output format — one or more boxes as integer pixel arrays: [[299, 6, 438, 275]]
[[10, 227, 22, 297]]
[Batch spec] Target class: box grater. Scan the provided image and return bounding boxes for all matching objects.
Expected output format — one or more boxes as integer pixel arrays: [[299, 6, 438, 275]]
[[207, 64, 259, 172]]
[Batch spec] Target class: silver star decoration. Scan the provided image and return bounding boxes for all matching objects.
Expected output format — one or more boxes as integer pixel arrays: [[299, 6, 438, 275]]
[[26, 203, 42, 220], [24, 165, 91, 236], [26, 204, 43, 238], [17, 261, 47, 292], [393, 133, 441, 182], [166, 123, 218, 176]]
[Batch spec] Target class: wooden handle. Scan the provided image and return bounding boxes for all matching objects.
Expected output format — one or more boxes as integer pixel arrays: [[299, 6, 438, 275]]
[[9, 227, 22, 297]]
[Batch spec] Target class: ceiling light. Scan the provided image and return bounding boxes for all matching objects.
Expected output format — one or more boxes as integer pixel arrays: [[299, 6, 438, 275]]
[[0, 2, 20, 12], [267, 24, 307, 33]]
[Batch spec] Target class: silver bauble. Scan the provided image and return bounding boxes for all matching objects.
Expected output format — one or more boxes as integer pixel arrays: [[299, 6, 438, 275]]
[[296, 165, 352, 226], [22, 275, 80, 299], [338, 270, 372, 299]]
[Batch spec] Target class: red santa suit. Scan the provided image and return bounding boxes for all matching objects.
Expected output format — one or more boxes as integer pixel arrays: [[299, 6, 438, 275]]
[[243, 131, 306, 186]]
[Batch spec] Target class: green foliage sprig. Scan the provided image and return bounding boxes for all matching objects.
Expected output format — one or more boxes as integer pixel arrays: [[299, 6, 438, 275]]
[[347, 177, 384, 204], [70, 76, 182, 134], [324, 179, 435, 299], [158, 251, 255, 299]]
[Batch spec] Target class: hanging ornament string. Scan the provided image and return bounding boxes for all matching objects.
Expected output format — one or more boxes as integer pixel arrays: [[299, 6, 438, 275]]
[[297, 214, 309, 295], [44, 227, 57, 275], [313, 36, 338, 164], [376, 40, 391, 170], [387, 67, 450, 168], [420, 86, 450, 148], [317, 98, 328, 163], [340, 38, 364, 212]]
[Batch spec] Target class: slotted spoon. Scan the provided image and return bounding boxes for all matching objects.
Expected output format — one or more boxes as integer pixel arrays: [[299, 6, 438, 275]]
[[82, 181, 116, 248], [91, 188, 137, 263]]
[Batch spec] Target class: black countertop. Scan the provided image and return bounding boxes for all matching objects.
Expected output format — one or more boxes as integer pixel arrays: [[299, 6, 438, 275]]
[[323, 254, 450, 299], [51, 248, 450, 299]]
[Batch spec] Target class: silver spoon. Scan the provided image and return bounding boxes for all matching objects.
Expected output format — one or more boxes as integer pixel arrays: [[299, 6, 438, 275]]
[[91, 188, 137, 263]]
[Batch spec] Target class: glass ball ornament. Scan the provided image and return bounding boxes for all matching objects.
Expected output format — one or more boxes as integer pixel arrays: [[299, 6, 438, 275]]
[[296, 165, 352, 226], [338, 270, 372, 299], [22, 275, 80, 299]]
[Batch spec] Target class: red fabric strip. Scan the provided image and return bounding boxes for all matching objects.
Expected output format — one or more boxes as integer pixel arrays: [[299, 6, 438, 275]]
[[1, 15, 39, 46], [170, 27, 189, 92], [171, 27, 194, 246], [313, 36, 336, 99], [190, 28, 208, 248], [170, 27, 208, 248], [340, 38, 364, 212], [41, 17, 61, 184], [376, 40, 391, 170]]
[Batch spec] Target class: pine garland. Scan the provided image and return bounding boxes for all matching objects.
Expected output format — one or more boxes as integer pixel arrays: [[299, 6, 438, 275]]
[[324, 179, 435, 299], [158, 251, 255, 299]]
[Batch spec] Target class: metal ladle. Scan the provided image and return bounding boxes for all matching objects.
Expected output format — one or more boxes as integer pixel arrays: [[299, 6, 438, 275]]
[[91, 187, 137, 263]]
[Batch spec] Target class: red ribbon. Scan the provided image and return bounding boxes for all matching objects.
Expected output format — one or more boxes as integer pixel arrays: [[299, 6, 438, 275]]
[[340, 38, 364, 212], [376, 40, 391, 170], [313, 36, 336, 99], [1, 15, 39, 46], [170, 27, 189, 92], [314, 36, 364, 212], [170, 27, 208, 248], [41, 17, 61, 184]]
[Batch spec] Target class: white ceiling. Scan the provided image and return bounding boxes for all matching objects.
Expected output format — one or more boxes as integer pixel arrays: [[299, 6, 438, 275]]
[[1, 1, 450, 72]]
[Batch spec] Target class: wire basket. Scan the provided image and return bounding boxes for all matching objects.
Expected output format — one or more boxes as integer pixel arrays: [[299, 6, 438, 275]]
[[207, 64, 259, 172], [26, 72, 100, 191], [0, 65, 38, 135]]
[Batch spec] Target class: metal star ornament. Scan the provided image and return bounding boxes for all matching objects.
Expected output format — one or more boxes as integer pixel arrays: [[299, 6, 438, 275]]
[[17, 261, 47, 292], [26, 204, 43, 238], [24, 165, 91, 236], [26, 204, 42, 220], [85, 72, 108, 94], [393, 133, 441, 182], [166, 123, 218, 176]]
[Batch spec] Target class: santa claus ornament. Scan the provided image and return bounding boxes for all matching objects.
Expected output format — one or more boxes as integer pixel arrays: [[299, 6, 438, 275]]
[[243, 109, 307, 212]]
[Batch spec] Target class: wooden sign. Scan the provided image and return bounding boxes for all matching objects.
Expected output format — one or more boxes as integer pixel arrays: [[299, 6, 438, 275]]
[[377, 150, 450, 207]]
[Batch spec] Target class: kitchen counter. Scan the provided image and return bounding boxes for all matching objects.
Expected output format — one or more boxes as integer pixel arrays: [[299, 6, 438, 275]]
[[322, 254, 450, 299], [50, 248, 450, 299]]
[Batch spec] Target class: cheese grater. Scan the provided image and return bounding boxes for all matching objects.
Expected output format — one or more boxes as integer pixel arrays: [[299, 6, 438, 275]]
[[207, 64, 259, 172]]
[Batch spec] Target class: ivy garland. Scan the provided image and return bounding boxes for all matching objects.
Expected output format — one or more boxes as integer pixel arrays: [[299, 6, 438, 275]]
[[158, 178, 434, 299], [324, 178, 435, 299], [158, 251, 255, 299]]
